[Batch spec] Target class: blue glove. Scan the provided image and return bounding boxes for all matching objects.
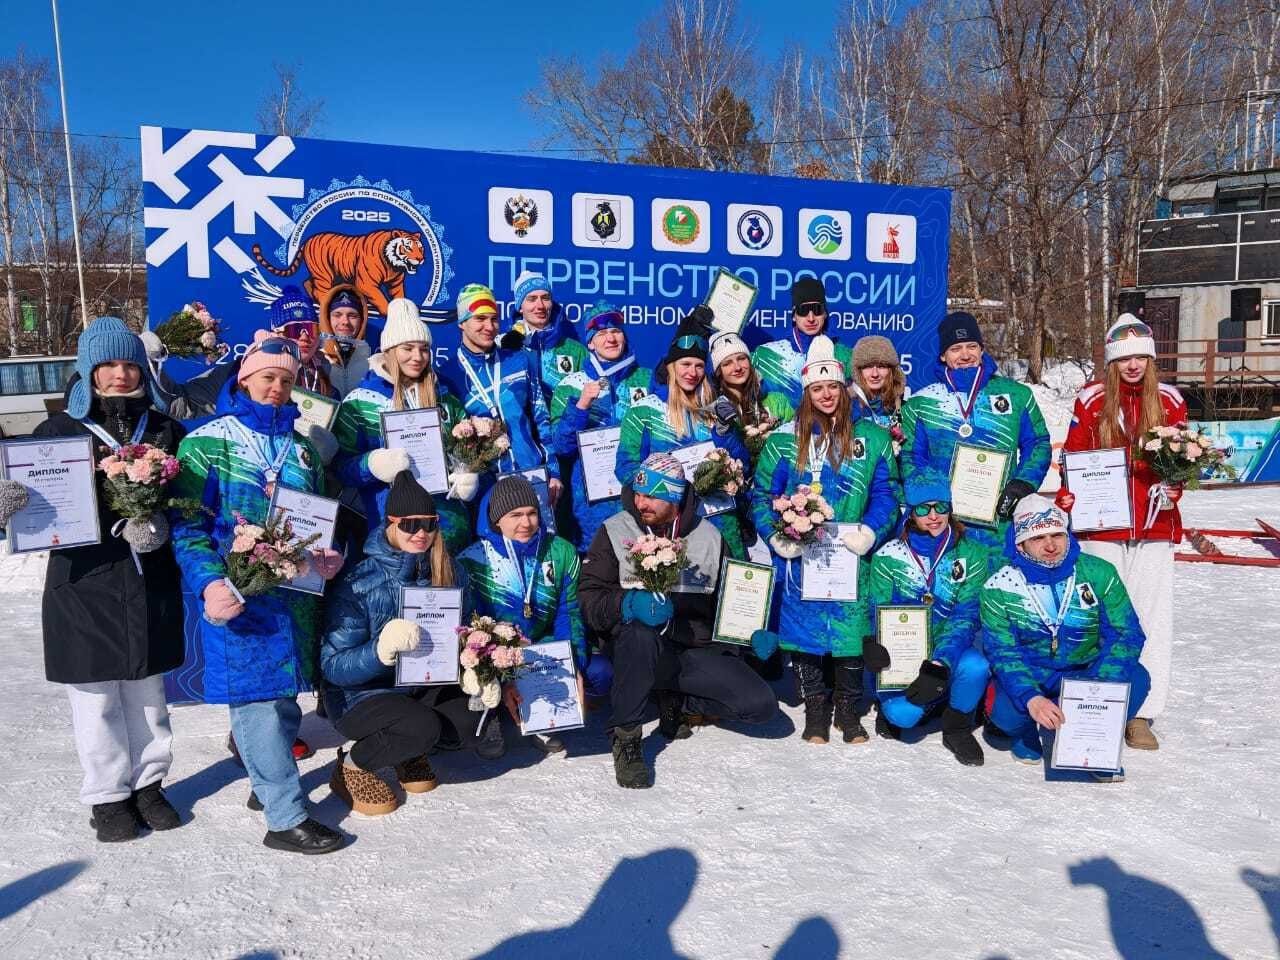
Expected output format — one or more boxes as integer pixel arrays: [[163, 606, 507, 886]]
[[750, 629, 781, 661], [622, 591, 674, 627]]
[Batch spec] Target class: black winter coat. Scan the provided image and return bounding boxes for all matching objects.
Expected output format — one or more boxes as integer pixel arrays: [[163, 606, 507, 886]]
[[35, 396, 187, 684]]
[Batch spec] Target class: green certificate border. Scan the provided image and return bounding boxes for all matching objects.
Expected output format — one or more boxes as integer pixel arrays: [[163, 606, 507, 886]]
[[712, 557, 776, 646], [875, 604, 932, 691], [948, 441, 1011, 529], [705, 267, 759, 335]]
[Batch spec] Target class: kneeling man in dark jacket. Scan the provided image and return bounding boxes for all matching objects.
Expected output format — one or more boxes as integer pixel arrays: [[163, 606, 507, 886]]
[[580, 452, 776, 789]]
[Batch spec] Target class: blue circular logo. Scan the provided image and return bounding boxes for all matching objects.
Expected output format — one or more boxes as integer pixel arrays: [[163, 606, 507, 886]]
[[807, 214, 843, 254]]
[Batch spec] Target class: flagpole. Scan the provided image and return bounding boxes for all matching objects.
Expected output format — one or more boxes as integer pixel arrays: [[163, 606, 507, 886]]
[[50, 0, 90, 331]]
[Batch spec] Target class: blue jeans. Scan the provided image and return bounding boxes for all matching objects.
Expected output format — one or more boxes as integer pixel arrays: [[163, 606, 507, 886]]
[[228, 697, 306, 832], [991, 662, 1152, 742], [582, 653, 614, 699], [878, 648, 990, 728]]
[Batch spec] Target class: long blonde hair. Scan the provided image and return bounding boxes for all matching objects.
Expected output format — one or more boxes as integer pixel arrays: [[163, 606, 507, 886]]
[[854, 365, 906, 413], [1099, 360, 1164, 449], [795, 387, 854, 473], [388, 523, 456, 587], [664, 361, 714, 438], [383, 348, 439, 412]]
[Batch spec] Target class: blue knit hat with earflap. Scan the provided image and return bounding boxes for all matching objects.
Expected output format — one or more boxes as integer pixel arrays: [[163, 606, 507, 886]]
[[903, 469, 952, 509], [67, 317, 167, 420]]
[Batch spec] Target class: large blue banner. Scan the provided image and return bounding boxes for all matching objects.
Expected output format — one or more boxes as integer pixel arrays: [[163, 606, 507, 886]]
[[142, 126, 950, 389]]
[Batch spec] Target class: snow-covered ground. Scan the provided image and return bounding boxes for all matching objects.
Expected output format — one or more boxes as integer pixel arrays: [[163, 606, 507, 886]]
[[1, 487, 1278, 960]]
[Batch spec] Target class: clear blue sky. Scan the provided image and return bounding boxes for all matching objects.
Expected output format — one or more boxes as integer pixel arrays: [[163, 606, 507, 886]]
[[8, 0, 844, 155]]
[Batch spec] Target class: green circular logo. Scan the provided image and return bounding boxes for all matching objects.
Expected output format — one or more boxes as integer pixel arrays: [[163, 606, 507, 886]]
[[662, 204, 701, 244], [898, 612, 909, 623], [744, 570, 754, 580], [977, 453, 988, 463]]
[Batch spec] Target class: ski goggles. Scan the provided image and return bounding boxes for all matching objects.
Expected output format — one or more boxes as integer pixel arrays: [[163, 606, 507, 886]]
[[273, 320, 319, 341], [794, 302, 826, 317], [911, 501, 952, 517], [390, 515, 440, 535], [245, 337, 301, 360]]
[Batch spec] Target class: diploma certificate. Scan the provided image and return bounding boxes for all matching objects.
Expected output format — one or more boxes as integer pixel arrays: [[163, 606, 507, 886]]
[[801, 523, 860, 601], [704, 268, 759, 335], [515, 640, 584, 735], [577, 426, 623, 504], [1062, 448, 1133, 533], [2, 436, 100, 554], [395, 586, 464, 686], [670, 441, 733, 517], [1051, 679, 1130, 773], [949, 443, 1011, 528], [713, 559, 776, 645], [268, 486, 340, 595], [291, 388, 338, 434], [498, 466, 557, 533], [380, 407, 449, 494], [876, 605, 931, 690]]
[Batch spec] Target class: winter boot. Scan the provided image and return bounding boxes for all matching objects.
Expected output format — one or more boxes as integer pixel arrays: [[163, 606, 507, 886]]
[[90, 800, 140, 843], [263, 818, 345, 855], [1011, 730, 1044, 765], [941, 707, 985, 767], [247, 791, 263, 811], [793, 653, 832, 744], [395, 755, 438, 794], [800, 695, 833, 744], [875, 708, 901, 741], [329, 748, 400, 816], [657, 689, 693, 741], [1124, 718, 1159, 751], [529, 733, 566, 755], [611, 725, 652, 789], [132, 783, 181, 830], [832, 656, 869, 744], [475, 711, 507, 760]]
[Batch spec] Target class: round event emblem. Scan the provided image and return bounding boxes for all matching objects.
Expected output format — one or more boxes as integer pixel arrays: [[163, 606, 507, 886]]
[[662, 205, 701, 245], [744, 570, 754, 581], [958, 423, 974, 438], [898, 611, 910, 622]]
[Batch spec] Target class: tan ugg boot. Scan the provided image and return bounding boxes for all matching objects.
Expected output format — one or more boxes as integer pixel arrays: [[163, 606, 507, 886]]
[[1125, 718, 1159, 751], [330, 749, 400, 815], [395, 755, 438, 794]]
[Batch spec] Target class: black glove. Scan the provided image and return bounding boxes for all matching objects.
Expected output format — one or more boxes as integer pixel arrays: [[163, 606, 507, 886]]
[[904, 660, 950, 706], [996, 479, 1037, 521], [499, 328, 526, 352], [688, 304, 715, 334], [711, 395, 740, 426], [861, 636, 891, 673]]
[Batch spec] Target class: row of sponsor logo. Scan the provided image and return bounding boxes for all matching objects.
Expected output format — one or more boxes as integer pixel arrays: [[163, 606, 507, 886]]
[[488, 188, 917, 264]]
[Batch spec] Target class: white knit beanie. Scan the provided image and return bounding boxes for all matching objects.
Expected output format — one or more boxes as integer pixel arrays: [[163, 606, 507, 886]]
[[1104, 313, 1156, 364], [709, 331, 749, 372], [380, 298, 432, 353], [801, 335, 844, 388], [1012, 494, 1069, 544]]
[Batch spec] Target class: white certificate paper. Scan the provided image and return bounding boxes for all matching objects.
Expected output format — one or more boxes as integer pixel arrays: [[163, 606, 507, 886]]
[[801, 523, 860, 601], [515, 640, 584, 735], [2, 436, 101, 554], [380, 407, 448, 494], [704, 267, 759, 334], [577, 426, 623, 504], [949, 443, 1011, 528], [670, 441, 733, 517], [1063, 448, 1133, 533], [268, 486, 340, 595], [395, 586, 464, 686], [876, 606, 931, 690], [498, 466, 557, 533], [1051, 679, 1131, 773], [713, 559, 775, 645], [291, 388, 338, 434]]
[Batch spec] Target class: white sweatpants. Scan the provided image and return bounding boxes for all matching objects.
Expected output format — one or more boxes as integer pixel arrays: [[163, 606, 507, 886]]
[[1079, 539, 1174, 719], [66, 675, 173, 805]]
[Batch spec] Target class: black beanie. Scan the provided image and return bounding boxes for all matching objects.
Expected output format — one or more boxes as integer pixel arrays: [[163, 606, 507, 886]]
[[488, 475, 540, 528], [655, 315, 710, 386], [386, 470, 437, 518], [791, 276, 827, 311], [937, 311, 984, 356]]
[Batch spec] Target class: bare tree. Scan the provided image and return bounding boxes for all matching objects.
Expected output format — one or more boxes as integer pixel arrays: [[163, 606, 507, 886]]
[[256, 62, 325, 137]]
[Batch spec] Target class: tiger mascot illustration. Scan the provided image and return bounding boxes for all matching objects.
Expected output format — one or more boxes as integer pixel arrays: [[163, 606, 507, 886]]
[[251, 229, 426, 316]]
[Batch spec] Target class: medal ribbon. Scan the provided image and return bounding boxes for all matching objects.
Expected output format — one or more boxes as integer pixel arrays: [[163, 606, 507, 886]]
[[81, 411, 149, 453], [944, 368, 984, 431], [907, 527, 953, 599], [228, 418, 293, 487], [1017, 570, 1078, 653], [458, 350, 502, 418], [589, 352, 635, 381], [502, 535, 539, 620]]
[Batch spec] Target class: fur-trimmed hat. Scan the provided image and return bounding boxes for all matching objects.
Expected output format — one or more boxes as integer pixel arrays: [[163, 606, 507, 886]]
[[801, 335, 844, 388], [853, 335, 899, 369], [1104, 313, 1156, 364]]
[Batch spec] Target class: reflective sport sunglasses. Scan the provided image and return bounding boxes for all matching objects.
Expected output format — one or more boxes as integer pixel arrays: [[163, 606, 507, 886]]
[[246, 337, 301, 360], [274, 320, 318, 340], [795, 302, 826, 317], [391, 515, 440, 535], [911, 501, 952, 517]]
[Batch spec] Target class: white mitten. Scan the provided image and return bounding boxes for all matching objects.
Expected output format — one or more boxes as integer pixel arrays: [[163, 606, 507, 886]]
[[447, 470, 480, 503], [303, 424, 339, 466], [376, 618, 420, 665], [842, 523, 876, 556], [0, 480, 30, 526], [368, 447, 411, 483], [768, 533, 803, 560]]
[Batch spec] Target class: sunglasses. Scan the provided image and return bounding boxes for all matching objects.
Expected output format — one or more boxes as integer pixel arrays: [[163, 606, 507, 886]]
[[795, 303, 826, 317], [911, 501, 952, 517], [392, 515, 439, 535], [274, 320, 318, 340], [246, 337, 301, 360]]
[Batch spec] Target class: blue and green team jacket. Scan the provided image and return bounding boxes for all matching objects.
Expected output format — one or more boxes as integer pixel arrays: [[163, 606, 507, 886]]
[[751, 420, 900, 657], [615, 386, 753, 559], [549, 357, 654, 552], [750, 330, 854, 408], [439, 342, 560, 480], [981, 534, 1145, 709], [513, 307, 588, 406], [170, 389, 326, 705], [331, 358, 471, 554], [868, 530, 989, 673], [457, 487, 587, 668], [899, 355, 1051, 550]]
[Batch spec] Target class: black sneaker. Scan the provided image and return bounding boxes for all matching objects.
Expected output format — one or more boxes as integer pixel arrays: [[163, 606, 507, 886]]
[[611, 725, 652, 789], [262, 818, 345, 855], [657, 690, 692, 741], [475, 712, 507, 760], [90, 800, 140, 843], [132, 783, 181, 830], [941, 707, 985, 767], [801, 694, 833, 744]]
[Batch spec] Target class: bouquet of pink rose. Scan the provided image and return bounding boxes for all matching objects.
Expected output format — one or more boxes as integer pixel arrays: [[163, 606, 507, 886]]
[[1137, 423, 1235, 489], [98, 443, 203, 552], [742, 414, 781, 457], [458, 615, 532, 710], [154, 301, 228, 362], [624, 533, 689, 595], [768, 484, 836, 559], [692, 447, 746, 499], [445, 416, 512, 472], [223, 512, 321, 598]]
